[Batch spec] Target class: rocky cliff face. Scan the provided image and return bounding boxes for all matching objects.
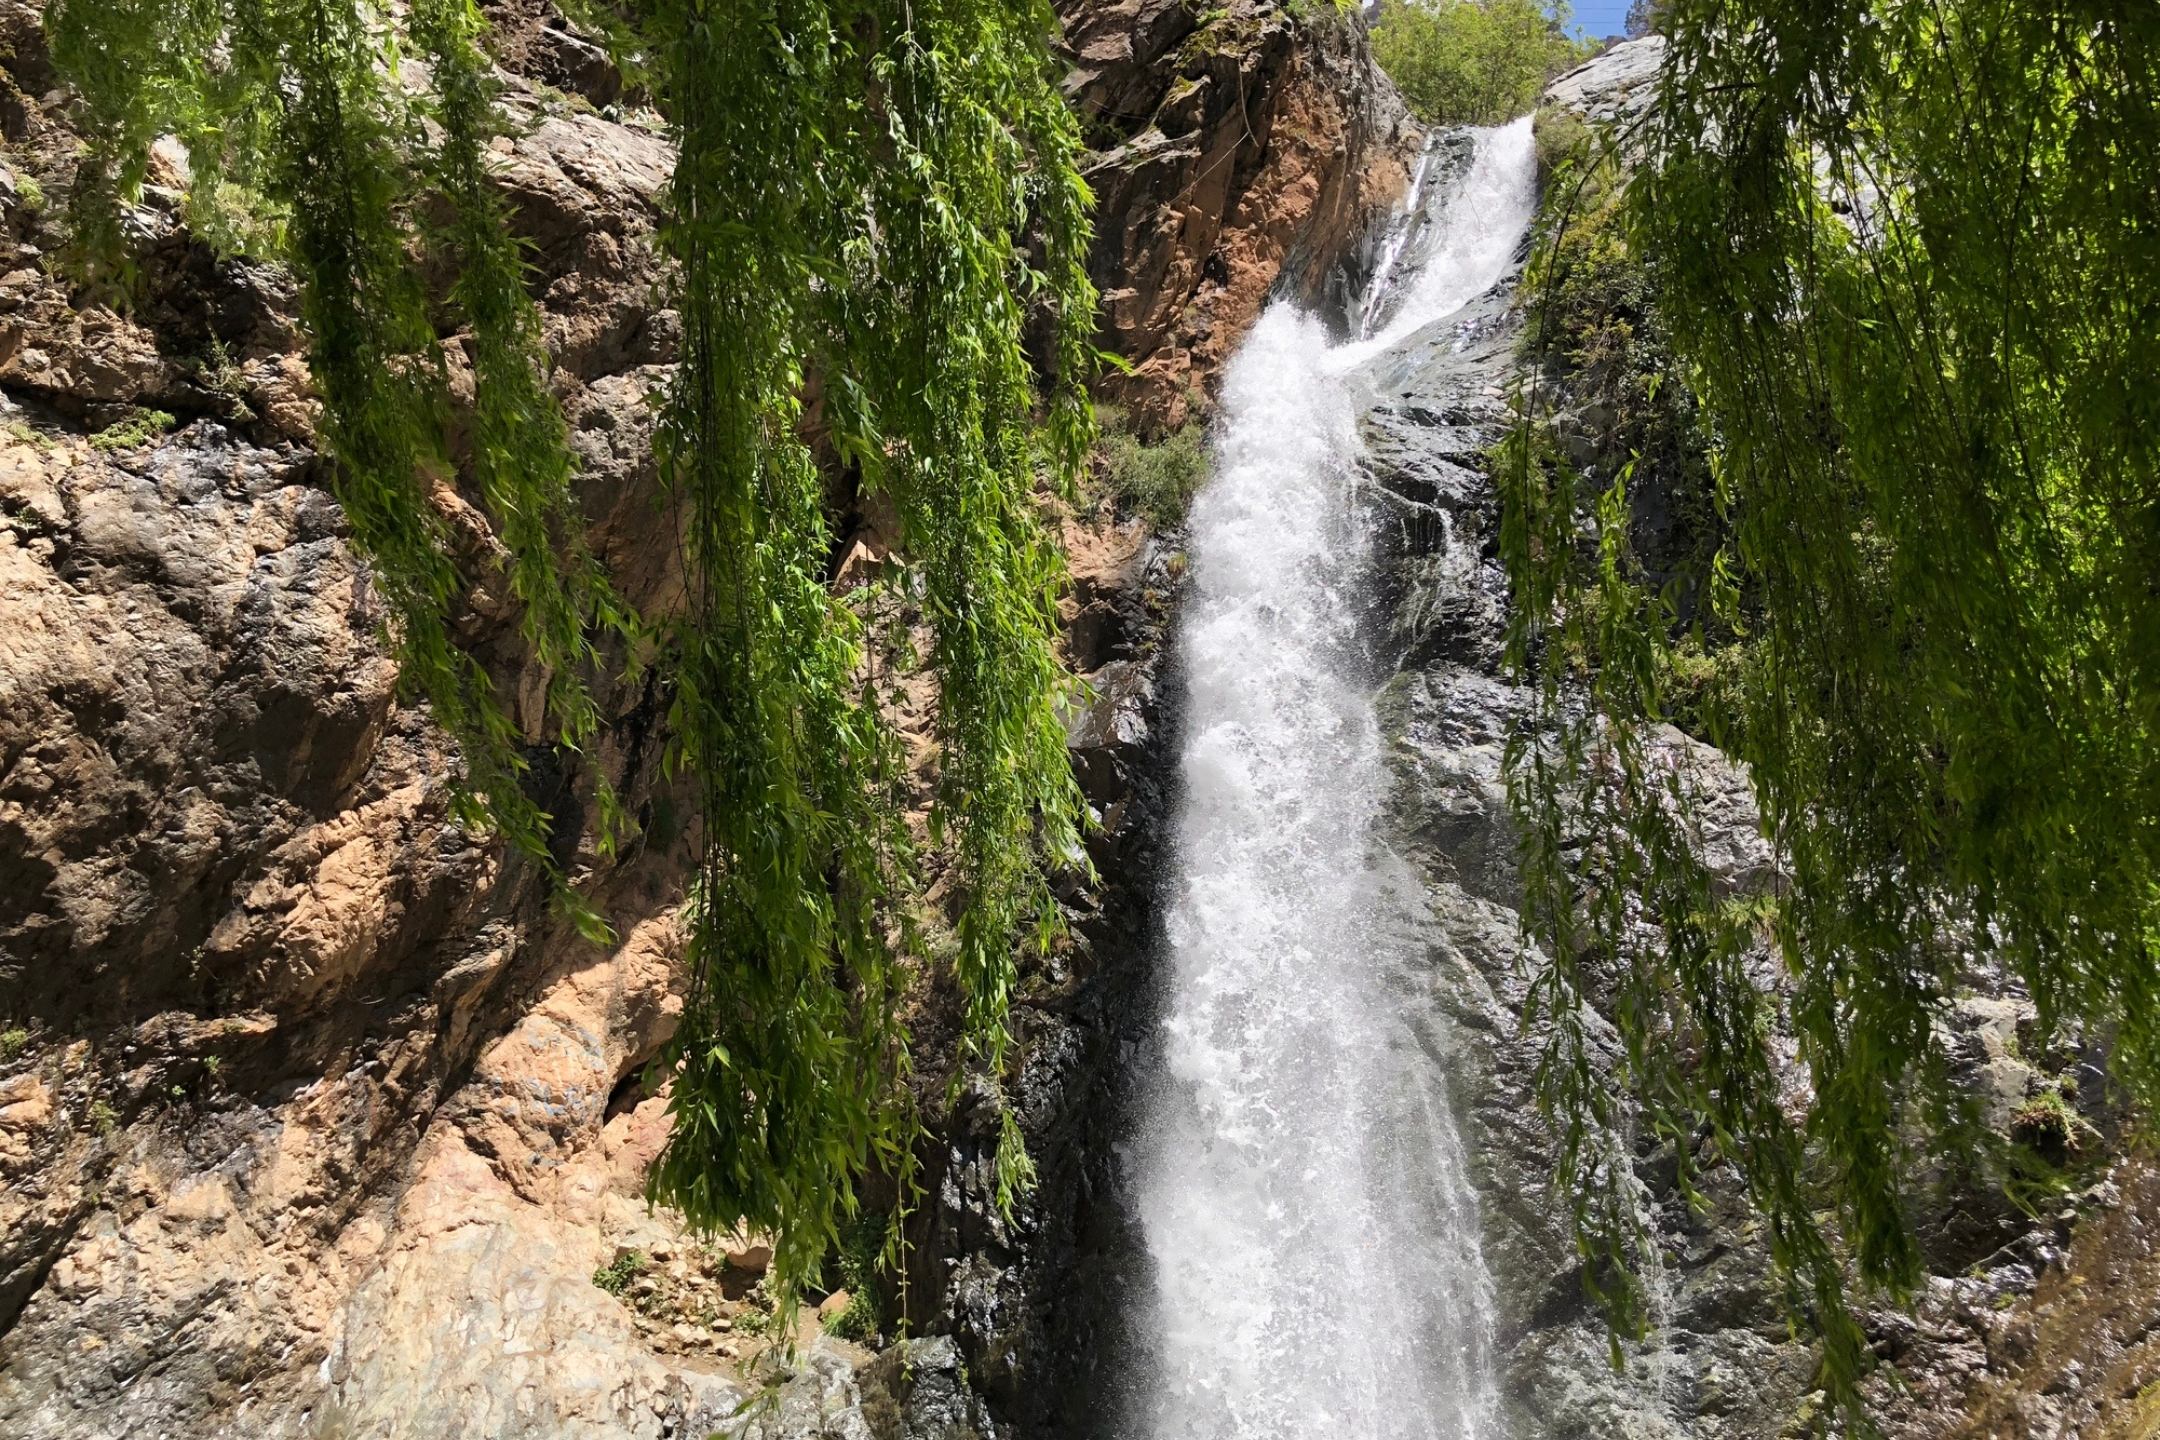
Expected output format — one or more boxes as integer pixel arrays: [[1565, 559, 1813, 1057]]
[[1064, 0, 1416, 431], [1360, 41, 2158, 1440], [0, 6, 748, 1431], [0, 0, 1410, 1435]]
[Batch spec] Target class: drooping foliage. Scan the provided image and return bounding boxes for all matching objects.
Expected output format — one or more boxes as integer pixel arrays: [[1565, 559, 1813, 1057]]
[[623, 0, 1096, 1308], [1503, 0, 2160, 1410], [48, 0, 1097, 1321], [1372, 0, 1589, 126]]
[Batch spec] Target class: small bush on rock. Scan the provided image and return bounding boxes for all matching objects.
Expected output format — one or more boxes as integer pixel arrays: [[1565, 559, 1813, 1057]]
[[88, 407, 175, 452], [1530, 104, 1591, 183], [592, 1249, 645, 1296], [2008, 1089, 2097, 1169], [819, 1211, 886, 1345], [1097, 404, 1209, 529]]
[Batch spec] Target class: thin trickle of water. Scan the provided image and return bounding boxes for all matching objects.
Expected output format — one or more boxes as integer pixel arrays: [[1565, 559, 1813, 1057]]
[[1126, 119, 1538, 1440], [1356, 138, 1437, 341]]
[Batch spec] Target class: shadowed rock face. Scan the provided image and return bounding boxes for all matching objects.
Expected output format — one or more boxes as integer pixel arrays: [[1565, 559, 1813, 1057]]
[[0, 0, 1413, 1435]]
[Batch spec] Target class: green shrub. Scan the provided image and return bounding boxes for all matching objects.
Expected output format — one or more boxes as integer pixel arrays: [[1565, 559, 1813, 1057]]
[[592, 1249, 645, 1296], [89, 408, 176, 452], [0, 1028, 26, 1061], [2, 418, 49, 451], [1530, 103, 1592, 183], [1097, 405, 1209, 529], [2008, 1088, 2097, 1168], [1657, 636, 1752, 745], [1281, 0, 1351, 28], [823, 1288, 879, 1343], [820, 1211, 885, 1345], [1373, 0, 1590, 127]]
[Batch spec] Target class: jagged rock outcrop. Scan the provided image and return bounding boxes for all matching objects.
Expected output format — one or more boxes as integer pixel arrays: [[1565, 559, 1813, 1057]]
[[1065, 0, 1416, 431], [0, 0, 1407, 1434]]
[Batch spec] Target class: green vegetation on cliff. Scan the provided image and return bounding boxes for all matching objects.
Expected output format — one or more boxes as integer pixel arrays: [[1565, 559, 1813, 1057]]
[[1373, 0, 1589, 126], [47, 0, 1096, 1325], [1504, 2, 2160, 1412], [1096, 404, 1211, 529]]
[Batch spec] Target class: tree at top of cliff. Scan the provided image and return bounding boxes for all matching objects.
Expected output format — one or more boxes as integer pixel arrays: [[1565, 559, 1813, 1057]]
[[1373, 0, 1590, 126], [45, 0, 1096, 1324], [1504, 0, 2160, 1416]]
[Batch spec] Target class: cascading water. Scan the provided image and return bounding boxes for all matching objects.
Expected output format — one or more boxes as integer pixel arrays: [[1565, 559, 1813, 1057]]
[[1125, 118, 1539, 1440]]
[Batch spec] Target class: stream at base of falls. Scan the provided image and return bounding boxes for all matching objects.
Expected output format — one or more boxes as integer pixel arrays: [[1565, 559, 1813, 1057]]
[[1110, 117, 1539, 1440]]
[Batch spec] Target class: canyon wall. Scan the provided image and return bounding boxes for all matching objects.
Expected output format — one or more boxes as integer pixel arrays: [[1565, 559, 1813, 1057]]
[[0, 1, 1410, 1436], [1065, 0, 1415, 431]]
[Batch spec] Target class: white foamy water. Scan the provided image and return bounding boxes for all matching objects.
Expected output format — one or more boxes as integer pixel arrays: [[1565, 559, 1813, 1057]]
[[1128, 118, 1537, 1440]]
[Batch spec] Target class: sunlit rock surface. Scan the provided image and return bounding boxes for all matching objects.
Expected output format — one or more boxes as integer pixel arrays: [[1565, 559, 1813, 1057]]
[[1065, 0, 1418, 432]]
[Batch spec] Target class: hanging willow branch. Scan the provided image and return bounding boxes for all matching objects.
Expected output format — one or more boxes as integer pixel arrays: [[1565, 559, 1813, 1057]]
[[1503, 0, 2160, 1416], [628, 0, 1097, 1309], [48, 0, 1096, 1321]]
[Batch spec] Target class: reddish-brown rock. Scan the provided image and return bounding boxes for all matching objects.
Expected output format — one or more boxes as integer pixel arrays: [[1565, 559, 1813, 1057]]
[[1067, 0, 1416, 430]]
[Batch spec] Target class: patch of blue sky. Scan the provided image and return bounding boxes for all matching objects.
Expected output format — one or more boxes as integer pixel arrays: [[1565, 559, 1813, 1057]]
[[1564, 0, 1634, 37]]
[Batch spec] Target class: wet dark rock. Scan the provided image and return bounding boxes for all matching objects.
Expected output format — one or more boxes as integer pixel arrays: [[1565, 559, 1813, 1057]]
[[902, 521, 1182, 1438]]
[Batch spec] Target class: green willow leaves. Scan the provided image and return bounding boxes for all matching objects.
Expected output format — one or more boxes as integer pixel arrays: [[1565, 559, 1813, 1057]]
[[1504, 0, 2160, 1411], [49, 0, 1097, 1319], [627, 0, 1096, 1308]]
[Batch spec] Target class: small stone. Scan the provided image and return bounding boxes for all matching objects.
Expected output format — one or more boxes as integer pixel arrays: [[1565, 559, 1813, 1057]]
[[671, 1322, 702, 1344], [816, 1289, 851, 1321], [723, 1233, 773, 1274]]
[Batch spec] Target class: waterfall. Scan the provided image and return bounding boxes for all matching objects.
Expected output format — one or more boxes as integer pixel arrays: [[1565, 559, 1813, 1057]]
[[1125, 118, 1538, 1440]]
